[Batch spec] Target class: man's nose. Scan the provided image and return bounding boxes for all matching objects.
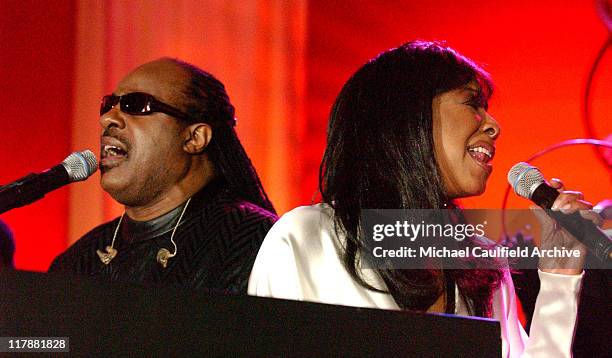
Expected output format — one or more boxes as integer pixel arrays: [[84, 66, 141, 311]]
[[99, 106, 126, 130]]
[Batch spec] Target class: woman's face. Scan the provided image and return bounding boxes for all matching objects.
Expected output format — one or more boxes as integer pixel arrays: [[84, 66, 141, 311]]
[[432, 82, 500, 198]]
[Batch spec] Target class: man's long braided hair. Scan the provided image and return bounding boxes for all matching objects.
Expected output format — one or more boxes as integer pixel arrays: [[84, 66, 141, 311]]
[[170, 58, 276, 214]]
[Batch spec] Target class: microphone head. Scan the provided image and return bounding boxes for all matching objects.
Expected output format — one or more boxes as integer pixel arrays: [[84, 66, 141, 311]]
[[507, 162, 545, 199], [62, 150, 98, 182]]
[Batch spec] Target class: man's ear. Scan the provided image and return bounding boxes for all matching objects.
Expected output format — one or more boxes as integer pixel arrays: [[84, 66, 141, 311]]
[[183, 123, 212, 154]]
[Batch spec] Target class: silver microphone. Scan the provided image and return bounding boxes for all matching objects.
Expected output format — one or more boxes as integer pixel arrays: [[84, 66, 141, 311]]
[[0, 150, 98, 214]]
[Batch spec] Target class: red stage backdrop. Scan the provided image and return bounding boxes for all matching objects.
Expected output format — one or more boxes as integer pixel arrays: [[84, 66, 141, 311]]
[[1, 0, 610, 271], [0, 1, 77, 270]]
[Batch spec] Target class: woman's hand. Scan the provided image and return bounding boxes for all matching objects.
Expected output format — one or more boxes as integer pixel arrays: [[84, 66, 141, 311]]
[[531, 178, 602, 275]]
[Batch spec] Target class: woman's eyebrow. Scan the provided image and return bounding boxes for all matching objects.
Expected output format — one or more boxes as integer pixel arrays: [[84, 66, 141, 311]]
[[460, 86, 480, 94], [459, 86, 489, 109]]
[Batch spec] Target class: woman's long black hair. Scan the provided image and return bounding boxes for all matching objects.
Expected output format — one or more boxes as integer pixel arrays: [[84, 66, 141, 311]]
[[170, 59, 276, 215], [319, 41, 502, 317]]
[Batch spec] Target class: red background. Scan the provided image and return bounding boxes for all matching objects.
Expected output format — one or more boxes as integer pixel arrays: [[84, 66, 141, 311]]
[[1, 0, 610, 271]]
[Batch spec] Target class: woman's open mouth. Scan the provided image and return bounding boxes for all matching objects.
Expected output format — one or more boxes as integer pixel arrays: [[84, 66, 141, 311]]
[[467, 142, 495, 174]]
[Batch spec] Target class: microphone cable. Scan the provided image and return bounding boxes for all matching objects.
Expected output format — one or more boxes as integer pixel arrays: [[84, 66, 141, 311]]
[[500, 139, 612, 239]]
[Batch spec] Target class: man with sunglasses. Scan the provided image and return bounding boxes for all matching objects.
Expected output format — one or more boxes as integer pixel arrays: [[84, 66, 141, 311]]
[[49, 58, 277, 294]]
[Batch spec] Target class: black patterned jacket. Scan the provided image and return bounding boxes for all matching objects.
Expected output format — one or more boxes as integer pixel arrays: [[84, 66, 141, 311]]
[[49, 180, 278, 294]]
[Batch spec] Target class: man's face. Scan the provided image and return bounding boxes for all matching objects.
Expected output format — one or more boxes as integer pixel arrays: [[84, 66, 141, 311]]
[[99, 60, 192, 207]]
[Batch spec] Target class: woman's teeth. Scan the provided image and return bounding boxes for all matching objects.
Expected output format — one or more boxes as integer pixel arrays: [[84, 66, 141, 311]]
[[468, 146, 492, 163]]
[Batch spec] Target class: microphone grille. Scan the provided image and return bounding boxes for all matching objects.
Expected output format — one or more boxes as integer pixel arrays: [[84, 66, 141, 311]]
[[507, 162, 545, 199], [62, 150, 98, 182]]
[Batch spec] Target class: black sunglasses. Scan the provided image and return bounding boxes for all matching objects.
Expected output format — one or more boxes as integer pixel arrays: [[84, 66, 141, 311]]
[[100, 92, 191, 121]]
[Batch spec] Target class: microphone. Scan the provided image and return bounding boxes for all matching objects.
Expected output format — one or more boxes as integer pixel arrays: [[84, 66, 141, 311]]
[[0, 150, 98, 214], [508, 162, 612, 263]]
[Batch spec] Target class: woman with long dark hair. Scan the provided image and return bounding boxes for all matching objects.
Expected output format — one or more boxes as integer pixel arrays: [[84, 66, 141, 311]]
[[248, 41, 593, 356]]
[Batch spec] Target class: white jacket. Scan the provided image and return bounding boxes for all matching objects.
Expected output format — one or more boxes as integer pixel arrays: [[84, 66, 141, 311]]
[[248, 204, 583, 358]]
